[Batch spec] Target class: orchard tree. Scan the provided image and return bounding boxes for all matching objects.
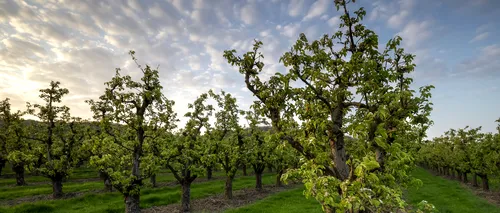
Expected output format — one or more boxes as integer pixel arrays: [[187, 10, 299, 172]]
[[0, 98, 34, 185], [25, 81, 86, 198], [87, 51, 178, 213], [243, 106, 274, 191], [161, 93, 213, 213], [224, 0, 435, 212], [208, 89, 243, 199], [266, 134, 299, 187]]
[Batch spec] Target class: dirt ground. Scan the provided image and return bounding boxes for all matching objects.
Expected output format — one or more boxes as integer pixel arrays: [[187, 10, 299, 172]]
[[143, 184, 300, 213]]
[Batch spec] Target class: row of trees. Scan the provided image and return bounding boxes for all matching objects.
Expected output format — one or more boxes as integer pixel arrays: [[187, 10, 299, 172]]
[[1, 0, 440, 212], [0, 52, 297, 213], [417, 121, 500, 191]]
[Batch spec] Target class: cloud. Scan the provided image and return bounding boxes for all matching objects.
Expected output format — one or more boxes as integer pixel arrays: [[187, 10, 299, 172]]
[[279, 23, 301, 38], [288, 0, 305, 17], [455, 44, 500, 77], [303, 0, 330, 21], [387, 10, 409, 28], [327, 16, 340, 27], [241, 3, 258, 25], [470, 32, 489, 43], [397, 20, 432, 50]]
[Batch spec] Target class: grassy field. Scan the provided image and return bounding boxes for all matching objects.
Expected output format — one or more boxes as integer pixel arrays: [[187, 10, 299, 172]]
[[0, 171, 276, 213], [0, 166, 499, 213], [406, 167, 500, 213], [226, 167, 500, 213]]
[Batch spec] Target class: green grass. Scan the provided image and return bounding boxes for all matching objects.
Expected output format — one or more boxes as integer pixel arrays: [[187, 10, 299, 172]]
[[224, 187, 322, 213], [0, 168, 237, 200], [0, 173, 276, 213], [407, 167, 500, 213]]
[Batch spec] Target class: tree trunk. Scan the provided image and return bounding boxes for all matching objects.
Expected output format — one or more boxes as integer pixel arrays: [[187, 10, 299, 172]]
[[206, 166, 213, 180], [12, 164, 26, 186], [125, 194, 141, 213], [481, 175, 489, 191], [472, 174, 478, 187], [51, 177, 63, 198], [255, 171, 263, 191], [462, 172, 468, 183], [242, 165, 247, 176], [150, 174, 157, 188], [225, 175, 234, 199], [276, 170, 283, 187], [181, 181, 192, 213], [99, 171, 113, 192], [0, 159, 5, 176]]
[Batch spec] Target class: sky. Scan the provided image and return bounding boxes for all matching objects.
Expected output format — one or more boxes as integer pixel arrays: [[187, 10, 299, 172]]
[[0, 0, 499, 138]]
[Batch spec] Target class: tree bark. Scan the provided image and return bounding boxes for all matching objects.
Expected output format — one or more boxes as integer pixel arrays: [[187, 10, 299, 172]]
[[99, 171, 112, 192], [12, 164, 26, 186], [242, 165, 247, 176], [150, 174, 157, 188], [125, 194, 141, 213], [51, 176, 63, 198], [472, 174, 478, 187], [481, 175, 489, 191], [0, 159, 5, 176], [181, 181, 192, 213], [462, 172, 468, 183], [276, 170, 284, 187], [206, 166, 213, 180], [225, 175, 234, 199], [255, 171, 263, 191]]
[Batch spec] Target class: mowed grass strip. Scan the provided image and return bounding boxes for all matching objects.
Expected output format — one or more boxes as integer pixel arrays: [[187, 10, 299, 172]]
[[0, 173, 275, 213], [224, 187, 322, 213], [406, 167, 500, 213], [0, 169, 239, 200]]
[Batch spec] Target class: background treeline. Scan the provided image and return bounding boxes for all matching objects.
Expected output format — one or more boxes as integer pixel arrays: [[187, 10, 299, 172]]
[[417, 122, 500, 191]]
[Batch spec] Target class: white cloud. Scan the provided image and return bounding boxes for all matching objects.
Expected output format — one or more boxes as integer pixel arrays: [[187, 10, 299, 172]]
[[148, 4, 165, 18], [241, 3, 257, 25], [288, 0, 305, 17], [327, 16, 340, 27], [397, 20, 432, 50], [280, 23, 301, 38], [454, 45, 500, 77], [470, 32, 489, 43], [387, 10, 409, 28], [303, 0, 330, 21]]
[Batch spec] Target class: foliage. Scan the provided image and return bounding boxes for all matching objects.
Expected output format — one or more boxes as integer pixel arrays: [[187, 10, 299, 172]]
[[24, 81, 86, 185], [87, 51, 177, 212], [224, 0, 435, 212]]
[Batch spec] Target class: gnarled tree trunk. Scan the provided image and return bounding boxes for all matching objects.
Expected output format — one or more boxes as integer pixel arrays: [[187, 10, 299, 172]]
[[125, 194, 141, 213], [472, 174, 478, 187], [255, 171, 263, 191], [276, 170, 284, 187], [242, 165, 247, 176], [181, 181, 192, 212], [481, 175, 489, 191], [225, 175, 234, 199], [51, 176, 64, 198], [12, 164, 26, 186], [150, 174, 157, 188], [206, 166, 213, 180], [99, 171, 112, 192]]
